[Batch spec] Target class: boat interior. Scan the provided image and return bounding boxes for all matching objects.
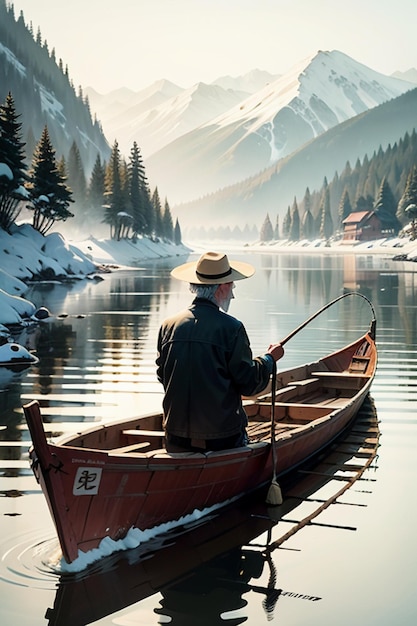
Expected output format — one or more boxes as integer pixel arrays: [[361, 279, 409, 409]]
[[56, 336, 374, 455]]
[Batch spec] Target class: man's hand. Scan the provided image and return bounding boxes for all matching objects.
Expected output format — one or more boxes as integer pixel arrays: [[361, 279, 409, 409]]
[[267, 343, 284, 362]]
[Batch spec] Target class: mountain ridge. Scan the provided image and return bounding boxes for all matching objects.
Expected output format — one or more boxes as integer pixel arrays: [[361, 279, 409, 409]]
[[173, 86, 417, 228], [143, 50, 414, 204]]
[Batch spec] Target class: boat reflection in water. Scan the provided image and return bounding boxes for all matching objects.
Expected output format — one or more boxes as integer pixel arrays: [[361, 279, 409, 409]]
[[45, 396, 379, 626]]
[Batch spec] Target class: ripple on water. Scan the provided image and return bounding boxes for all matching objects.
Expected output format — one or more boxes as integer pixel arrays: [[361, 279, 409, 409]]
[[0, 529, 63, 589]]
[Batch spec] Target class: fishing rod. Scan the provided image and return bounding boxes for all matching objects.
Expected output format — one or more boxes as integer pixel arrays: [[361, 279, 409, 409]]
[[279, 291, 377, 347], [265, 291, 376, 507]]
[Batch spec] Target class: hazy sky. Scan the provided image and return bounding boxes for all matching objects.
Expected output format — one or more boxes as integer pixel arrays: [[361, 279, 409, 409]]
[[10, 0, 417, 93]]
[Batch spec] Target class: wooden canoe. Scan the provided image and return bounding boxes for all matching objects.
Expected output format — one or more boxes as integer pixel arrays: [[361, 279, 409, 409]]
[[23, 319, 377, 565], [45, 398, 380, 626]]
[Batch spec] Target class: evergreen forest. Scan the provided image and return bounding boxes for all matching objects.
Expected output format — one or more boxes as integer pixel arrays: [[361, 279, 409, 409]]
[[256, 129, 417, 243], [0, 92, 182, 243]]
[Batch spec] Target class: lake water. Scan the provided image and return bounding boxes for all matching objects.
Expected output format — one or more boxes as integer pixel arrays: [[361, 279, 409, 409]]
[[1, 249, 417, 625]]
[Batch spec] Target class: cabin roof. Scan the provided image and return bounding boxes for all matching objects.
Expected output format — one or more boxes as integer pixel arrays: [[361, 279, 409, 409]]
[[342, 210, 376, 225]]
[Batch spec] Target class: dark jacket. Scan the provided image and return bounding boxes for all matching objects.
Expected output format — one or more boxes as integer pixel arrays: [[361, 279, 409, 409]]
[[156, 297, 273, 441]]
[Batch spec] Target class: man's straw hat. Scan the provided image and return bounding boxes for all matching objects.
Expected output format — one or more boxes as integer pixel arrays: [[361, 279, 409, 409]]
[[171, 251, 255, 284]]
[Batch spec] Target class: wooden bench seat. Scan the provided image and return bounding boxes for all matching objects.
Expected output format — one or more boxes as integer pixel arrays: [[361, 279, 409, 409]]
[[122, 429, 165, 438], [311, 371, 370, 379], [291, 377, 320, 387], [109, 441, 151, 454]]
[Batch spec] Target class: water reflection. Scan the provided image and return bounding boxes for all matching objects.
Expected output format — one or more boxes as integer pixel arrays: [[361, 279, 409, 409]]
[[45, 503, 277, 626], [3, 250, 417, 625], [0, 363, 32, 391], [0, 363, 33, 465]]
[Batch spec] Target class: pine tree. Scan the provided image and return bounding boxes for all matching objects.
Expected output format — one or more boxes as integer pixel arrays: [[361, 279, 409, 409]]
[[282, 206, 291, 239], [162, 198, 174, 240], [374, 177, 401, 235], [152, 187, 163, 237], [288, 197, 300, 241], [405, 203, 417, 239], [119, 158, 132, 238], [67, 140, 87, 209], [352, 191, 373, 213], [0, 92, 28, 230], [274, 214, 279, 239], [301, 208, 315, 240], [319, 185, 334, 240], [26, 125, 74, 234], [174, 218, 182, 244], [126, 142, 153, 236], [397, 165, 417, 225], [259, 213, 273, 242], [128, 142, 147, 235], [302, 187, 312, 235], [88, 153, 106, 218], [338, 188, 352, 230], [104, 140, 124, 239], [302, 187, 311, 212], [25, 127, 37, 162]]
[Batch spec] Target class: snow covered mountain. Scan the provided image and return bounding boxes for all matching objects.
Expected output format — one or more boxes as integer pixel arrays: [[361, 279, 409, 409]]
[[144, 50, 414, 203], [86, 50, 415, 211], [174, 86, 417, 229], [87, 81, 253, 157], [86, 69, 276, 158]]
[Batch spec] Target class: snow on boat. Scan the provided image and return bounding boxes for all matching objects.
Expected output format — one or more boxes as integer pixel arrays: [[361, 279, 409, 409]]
[[23, 298, 377, 565]]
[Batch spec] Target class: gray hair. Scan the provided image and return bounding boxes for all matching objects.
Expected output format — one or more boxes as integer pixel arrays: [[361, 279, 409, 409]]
[[189, 283, 219, 304]]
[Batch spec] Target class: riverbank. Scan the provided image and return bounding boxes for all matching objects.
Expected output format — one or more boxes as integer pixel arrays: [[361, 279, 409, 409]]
[[250, 236, 417, 257], [191, 235, 417, 258], [74, 234, 191, 266], [0, 224, 190, 330]]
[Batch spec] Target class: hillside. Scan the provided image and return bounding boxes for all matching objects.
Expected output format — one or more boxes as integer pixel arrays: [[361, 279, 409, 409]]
[[0, 1, 110, 174]]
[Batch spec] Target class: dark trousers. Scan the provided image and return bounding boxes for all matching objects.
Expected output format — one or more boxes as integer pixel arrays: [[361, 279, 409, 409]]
[[165, 429, 248, 453]]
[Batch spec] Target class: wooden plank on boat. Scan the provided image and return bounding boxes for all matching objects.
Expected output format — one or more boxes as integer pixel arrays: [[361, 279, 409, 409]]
[[291, 378, 320, 390], [311, 371, 370, 379], [316, 397, 352, 408], [122, 429, 165, 438], [109, 441, 151, 454], [292, 377, 320, 386], [276, 404, 333, 419]]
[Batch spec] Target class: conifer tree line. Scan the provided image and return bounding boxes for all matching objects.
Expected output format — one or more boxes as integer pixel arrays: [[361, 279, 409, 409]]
[[0, 92, 182, 243], [259, 129, 417, 242], [185, 223, 259, 242]]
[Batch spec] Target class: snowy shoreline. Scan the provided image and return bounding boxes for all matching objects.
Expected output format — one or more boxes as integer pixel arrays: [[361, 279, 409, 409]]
[[188, 235, 417, 260], [0, 224, 190, 332]]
